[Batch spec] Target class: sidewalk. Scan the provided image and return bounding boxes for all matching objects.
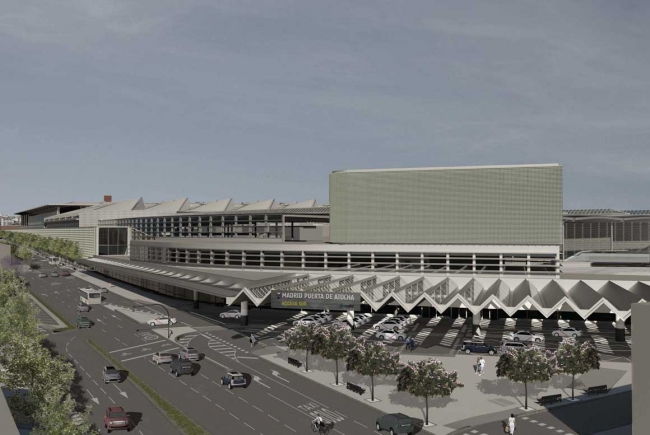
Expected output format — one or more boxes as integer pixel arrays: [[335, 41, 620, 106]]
[[260, 347, 631, 435]]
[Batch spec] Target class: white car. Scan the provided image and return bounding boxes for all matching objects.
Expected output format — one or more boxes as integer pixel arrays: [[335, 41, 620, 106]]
[[376, 330, 406, 341], [331, 321, 352, 331], [315, 312, 333, 322], [293, 317, 320, 326], [220, 310, 242, 319], [148, 316, 177, 326], [374, 322, 404, 332], [552, 327, 582, 338], [373, 318, 406, 329], [508, 330, 544, 343]]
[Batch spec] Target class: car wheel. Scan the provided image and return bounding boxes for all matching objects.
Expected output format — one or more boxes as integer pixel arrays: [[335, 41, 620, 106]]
[[488, 349, 495, 356], [108, 430, 112, 434], [465, 349, 471, 354], [379, 335, 384, 340], [535, 338, 541, 342], [235, 315, 240, 319], [175, 371, 179, 377], [376, 422, 381, 431], [553, 332, 559, 337], [390, 428, 395, 435], [149, 322, 155, 326], [572, 334, 578, 338], [513, 337, 520, 342], [229, 384, 232, 390]]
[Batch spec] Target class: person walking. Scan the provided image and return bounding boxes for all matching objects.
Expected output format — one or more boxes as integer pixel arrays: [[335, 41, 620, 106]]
[[250, 333, 257, 348], [479, 356, 485, 376], [409, 337, 415, 351], [508, 413, 516, 434]]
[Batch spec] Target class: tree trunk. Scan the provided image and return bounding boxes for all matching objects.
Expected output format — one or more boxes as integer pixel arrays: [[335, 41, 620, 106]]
[[335, 359, 339, 385], [572, 373, 575, 400], [524, 381, 528, 409], [425, 395, 429, 426], [305, 349, 309, 372], [371, 374, 375, 401]]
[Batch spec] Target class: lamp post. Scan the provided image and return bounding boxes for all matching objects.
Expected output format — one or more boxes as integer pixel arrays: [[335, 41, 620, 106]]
[[133, 303, 172, 338]]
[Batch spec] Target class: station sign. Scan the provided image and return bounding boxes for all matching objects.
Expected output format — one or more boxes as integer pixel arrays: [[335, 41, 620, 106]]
[[270, 290, 360, 311]]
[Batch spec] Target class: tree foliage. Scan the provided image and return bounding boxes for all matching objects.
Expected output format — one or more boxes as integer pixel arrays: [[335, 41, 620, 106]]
[[397, 358, 464, 425], [284, 323, 325, 372], [0, 230, 83, 260], [556, 338, 600, 399], [313, 324, 357, 385], [496, 346, 558, 409], [346, 339, 401, 401]]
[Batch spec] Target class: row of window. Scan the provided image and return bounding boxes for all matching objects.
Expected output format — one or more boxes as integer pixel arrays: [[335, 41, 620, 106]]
[[565, 221, 650, 241]]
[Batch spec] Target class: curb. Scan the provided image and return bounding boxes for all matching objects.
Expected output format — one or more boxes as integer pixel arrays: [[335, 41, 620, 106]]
[[28, 294, 68, 329]]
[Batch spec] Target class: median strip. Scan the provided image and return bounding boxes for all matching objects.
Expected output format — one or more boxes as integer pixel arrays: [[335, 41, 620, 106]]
[[88, 339, 211, 435], [29, 291, 74, 330]]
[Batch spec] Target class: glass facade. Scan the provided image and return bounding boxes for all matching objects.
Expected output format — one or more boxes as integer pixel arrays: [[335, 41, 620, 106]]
[[98, 227, 128, 255]]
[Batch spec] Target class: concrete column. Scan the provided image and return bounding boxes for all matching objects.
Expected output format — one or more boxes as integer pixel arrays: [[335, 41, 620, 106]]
[[615, 318, 626, 342], [420, 253, 424, 272], [526, 254, 531, 275], [347, 310, 355, 329], [324, 252, 328, 270], [472, 254, 476, 273], [499, 254, 504, 274], [472, 313, 482, 336], [371, 252, 375, 271], [445, 254, 450, 273], [193, 290, 199, 309], [241, 301, 249, 326]]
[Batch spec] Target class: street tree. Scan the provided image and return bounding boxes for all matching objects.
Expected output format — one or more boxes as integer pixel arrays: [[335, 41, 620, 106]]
[[314, 324, 357, 385], [284, 323, 325, 372], [33, 393, 97, 435], [556, 338, 600, 400], [16, 245, 33, 261], [397, 358, 464, 426], [495, 346, 558, 409], [346, 339, 400, 401]]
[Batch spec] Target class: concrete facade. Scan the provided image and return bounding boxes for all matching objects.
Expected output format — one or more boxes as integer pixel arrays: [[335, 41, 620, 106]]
[[632, 302, 650, 435]]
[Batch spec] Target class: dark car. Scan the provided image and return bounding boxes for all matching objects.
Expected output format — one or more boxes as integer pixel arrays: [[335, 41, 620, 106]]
[[50, 271, 59, 277], [221, 371, 247, 389], [170, 358, 193, 377], [103, 406, 131, 432], [76, 316, 91, 329], [460, 341, 497, 355], [376, 413, 414, 435]]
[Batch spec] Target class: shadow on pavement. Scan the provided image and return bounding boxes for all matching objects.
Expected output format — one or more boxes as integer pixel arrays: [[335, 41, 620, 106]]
[[41, 338, 89, 410], [128, 412, 143, 428], [547, 391, 631, 435], [387, 390, 456, 423], [191, 363, 202, 376], [476, 378, 547, 407]]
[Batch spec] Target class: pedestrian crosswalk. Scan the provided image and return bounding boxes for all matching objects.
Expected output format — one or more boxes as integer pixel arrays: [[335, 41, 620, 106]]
[[256, 312, 309, 337], [297, 402, 346, 424], [592, 334, 613, 354], [440, 318, 465, 347], [203, 332, 250, 360], [413, 317, 441, 344]]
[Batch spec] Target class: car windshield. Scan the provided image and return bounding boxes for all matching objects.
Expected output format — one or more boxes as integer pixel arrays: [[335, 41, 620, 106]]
[[109, 411, 127, 418], [106, 366, 116, 371], [159, 353, 170, 357]]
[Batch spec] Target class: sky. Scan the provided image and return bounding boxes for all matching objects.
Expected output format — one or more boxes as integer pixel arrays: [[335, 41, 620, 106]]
[[1, 0, 649, 214]]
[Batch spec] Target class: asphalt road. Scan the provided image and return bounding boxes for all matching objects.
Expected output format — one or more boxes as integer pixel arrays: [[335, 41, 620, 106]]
[[23, 264, 392, 435]]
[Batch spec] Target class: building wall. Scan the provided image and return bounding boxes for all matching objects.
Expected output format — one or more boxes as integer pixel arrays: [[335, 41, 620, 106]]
[[330, 164, 563, 245], [9, 227, 97, 257], [632, 302, 650, 435]]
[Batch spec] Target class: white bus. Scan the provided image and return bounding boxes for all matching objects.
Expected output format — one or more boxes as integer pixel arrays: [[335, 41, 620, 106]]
[[79, 288, 103, 305]]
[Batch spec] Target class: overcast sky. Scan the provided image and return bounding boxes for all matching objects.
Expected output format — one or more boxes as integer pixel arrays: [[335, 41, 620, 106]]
[[1, 1, 649, 214]]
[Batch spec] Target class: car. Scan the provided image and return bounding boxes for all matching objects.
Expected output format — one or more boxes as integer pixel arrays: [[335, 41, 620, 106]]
[[152, 352, 174, 365], [374, 321, 405, 332], [508, 330, 545, 343], [293, 316, 320, 326], [376, 330, 406, 341], [316, 312, 333, 322], [331, 320, 352, 331], [170, 358, 193, 377], [376, 413, 414, 435], [221, 371, 247, 389], [460, 340, 497, 355], [148, 315, 177, 326], [77, 302, 90, 313], [552, 327, 582, 338], [50, 271, 59, 277], [38, 273, 47, 278], [499, 341, 526, 354], [76, 316, 91, 329], [102, 366, 121, 383], [103, 406, 131, 432], [179, 347, 199, 361], [60, 270, 71, 277], [220, 310, 241, 319]]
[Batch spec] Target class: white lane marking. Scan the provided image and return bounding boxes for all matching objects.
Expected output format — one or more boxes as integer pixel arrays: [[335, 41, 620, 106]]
[[101, 329, 107, 333], [190, 312, 225, 325], [203, 355, 231, 371], [117, 324, 123, 329], [333, 430, 346, 435], [268, 414, 279, 422], [245, 423, 255, 430], [110, 340, 167, 353], [109, 396, 115, 404], [237, 356, 259, 360], [239, 397, 248, 403], [229, 413, 240, 420], [92, 380, 98, 386], [203, 395, 211, 402], [284, 424, 297, 433], [121, 349, 178, 362], [354, 421, 368, 428], [73, 359, 78, 364], [100, 388, 107, 395], [216, 403, 225, 410], [139, 431, 144, 435], [79, 364, 84, 371], [114, 337, 122, 343], [200, 374, 209, 379], [180, 381, 187, 386], [253, 405, 264, 412], [191, 387, 200, 394]]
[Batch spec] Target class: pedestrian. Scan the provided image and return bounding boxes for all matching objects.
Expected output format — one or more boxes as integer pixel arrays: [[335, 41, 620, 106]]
[[410, 337, 415, 351], [479, 357, 485, 376], [508, 413, 516, 434], [250, 333, 256, 348], [394, 307, 399, 316], [404, 337, 410, 351]]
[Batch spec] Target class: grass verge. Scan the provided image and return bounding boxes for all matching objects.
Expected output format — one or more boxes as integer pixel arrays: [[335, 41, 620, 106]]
[[88, 339, 211, 435], [29, 291, 74, 330]]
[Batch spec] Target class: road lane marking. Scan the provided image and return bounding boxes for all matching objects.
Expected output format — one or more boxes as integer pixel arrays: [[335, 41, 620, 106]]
[[267, 414, 279, 422], [245, 423, 255, 430], [333, 430, 346, 435], [203, 395, 211, 402], [203, 355, 231, 371], [216, 403, 225, 410], [79, 364, 84, 371], [92, 380, 98, 386], [110, 340, 167, 353], [117, 324, 123, 329], [253, 405, 264, 412], [354, 421, 368, 428], [114, 337, 122, 343], [200, 374, 209, 379], [191, 387, 200, 394], [109, 396, 115, 404], [229, 413, 240, 420], [100, 388, 107, 395], [238, 397, 248, 403], [121, 349, 178, 362], [180, 381, 187, 386], [284, 424, 297, 433], [102, 329, 107, 333]]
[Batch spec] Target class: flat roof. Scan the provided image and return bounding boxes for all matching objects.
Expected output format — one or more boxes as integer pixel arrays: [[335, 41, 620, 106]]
[[333, 163, 560, 174], [16, 202, 99, 216]]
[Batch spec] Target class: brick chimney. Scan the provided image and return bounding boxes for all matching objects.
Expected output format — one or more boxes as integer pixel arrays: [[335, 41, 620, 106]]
[[104, 195, 112, 203]]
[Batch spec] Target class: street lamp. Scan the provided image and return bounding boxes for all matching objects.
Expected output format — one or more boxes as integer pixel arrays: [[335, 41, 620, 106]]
[[133, 303, 173, 338]]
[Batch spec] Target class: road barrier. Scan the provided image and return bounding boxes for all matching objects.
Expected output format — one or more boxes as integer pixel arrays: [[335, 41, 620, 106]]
[[346, 382, 366, 396], [586, 385, 608, 396], [537, 393, 562, 405], [288, 357, 302, 368]]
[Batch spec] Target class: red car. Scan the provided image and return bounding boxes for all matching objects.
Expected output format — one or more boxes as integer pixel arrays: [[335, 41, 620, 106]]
[[60, 270, 71, 277], [104, 407, 131, 432]]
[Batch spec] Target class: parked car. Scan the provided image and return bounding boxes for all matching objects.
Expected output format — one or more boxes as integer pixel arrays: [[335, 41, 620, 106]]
[[103, 406, 131, 433], [376, 330, 406, 341], [152, 352, 174, 365], [221, 371, 247, 389], [38, 273, 47, 278], [507, 330, 545, 343], [148, 315, 177, 326], [552, 327, 582, 338], [293, 316, 319, 326], [499, 341, 526, 354], [460, 341, 497, 355], [102, 366, 121, 384], [376, 413, 414, 435], [220, 310, 241, 319], [50, 271, 59, 277], [76, 316, 91, 329], [179, 347, 199, 361], [60, 270, 71, 277], [374, 320, 405, 331], [170, 358, 193, 377], [331, 320, 352, 331], [314, 312, 333, 323], [77, 302, 90, 313]]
